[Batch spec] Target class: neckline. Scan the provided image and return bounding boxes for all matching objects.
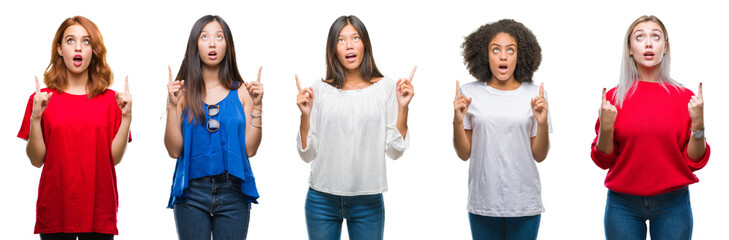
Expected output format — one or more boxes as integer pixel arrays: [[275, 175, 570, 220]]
[[321, 77, 386, 94], [204, 89, 234, 106], [482, 81, 526, 95]]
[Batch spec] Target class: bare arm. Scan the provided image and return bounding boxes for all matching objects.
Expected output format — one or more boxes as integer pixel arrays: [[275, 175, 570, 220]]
[[26, 117, 46, 168], [111, 77, 132, 165], [453, 80, 472, 161], [164, 67, 184, 158], [530, 83, 550, 162]]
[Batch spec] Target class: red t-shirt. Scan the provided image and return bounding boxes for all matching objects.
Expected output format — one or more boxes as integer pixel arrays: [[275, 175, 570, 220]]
[[590, 81, 710, 196], [17, 89, 131, 234]]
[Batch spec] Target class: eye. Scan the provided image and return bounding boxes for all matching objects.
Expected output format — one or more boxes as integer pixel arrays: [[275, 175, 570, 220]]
[[492, 48, 500, 53], [82, 39, 90, 45], [66, 38, 75, 44], [338, 38, 344, 43], [201, 35, 208, 40], [652, 34, 660, 40], [507, 48, 515, 54], [353, 36, 360, 41], [216, 35, 223, 40], [636, 35, 644, 41]]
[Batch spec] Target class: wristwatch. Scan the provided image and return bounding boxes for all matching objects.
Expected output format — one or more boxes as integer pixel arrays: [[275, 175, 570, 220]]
[[691, 128, 704, 139]]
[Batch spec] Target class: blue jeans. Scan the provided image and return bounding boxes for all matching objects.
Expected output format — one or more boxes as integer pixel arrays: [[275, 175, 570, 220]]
[[604, 187, 692, 240], [468, 213, 541, 240], [305, 188, 385, 240], [173, 173, 251, 240]]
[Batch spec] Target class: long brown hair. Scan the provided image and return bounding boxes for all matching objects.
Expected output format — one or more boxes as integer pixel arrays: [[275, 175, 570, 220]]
[[44, 16, 112, 98], [324, 15, 382, 88], [176, 15, 244, 124]]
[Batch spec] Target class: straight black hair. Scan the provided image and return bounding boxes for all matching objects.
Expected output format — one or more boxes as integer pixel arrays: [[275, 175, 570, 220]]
[[324, 15, 383, 88], [176, 15, 244, 124]]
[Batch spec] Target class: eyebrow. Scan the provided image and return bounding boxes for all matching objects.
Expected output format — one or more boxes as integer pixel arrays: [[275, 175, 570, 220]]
[[490, 43, 517, 47], [201, 30, 224, 34], [338, 33, 359, 37], [64, 35, 90, 38], [633, 29, 663, 34]]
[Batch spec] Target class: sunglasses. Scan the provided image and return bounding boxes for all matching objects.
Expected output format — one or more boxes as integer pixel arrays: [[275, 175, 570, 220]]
[[207, 104, 220, 132]]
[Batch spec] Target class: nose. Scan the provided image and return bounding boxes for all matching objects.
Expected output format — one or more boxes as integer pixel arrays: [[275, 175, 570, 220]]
[[209, 39, 216, 48], [644, 38, 652, 49], [74, 41, 82, 52], [499, 49, 507, 61], [345, 39, 353, 50]]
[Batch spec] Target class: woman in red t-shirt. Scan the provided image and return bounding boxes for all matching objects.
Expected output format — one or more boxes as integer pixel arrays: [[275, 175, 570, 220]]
[[591, 15, 710, 239], [17, 16, 132, 240]]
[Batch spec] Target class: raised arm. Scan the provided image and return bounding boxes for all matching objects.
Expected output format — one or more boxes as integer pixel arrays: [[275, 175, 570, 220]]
[[453, 80, 472, 161], [243, 67, 263, 157], [111, 76, 132, 165], [26, 76, 53, 168], [164, 66, 185, 159], [530, 83, 550, 162]]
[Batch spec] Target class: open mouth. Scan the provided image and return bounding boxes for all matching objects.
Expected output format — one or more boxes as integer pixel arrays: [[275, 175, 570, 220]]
[[498, 64, 508, 73], [208, 51, 218, 60], [73, 54, 83, 66], [643, 51, 655, 59], [345, 53, 357, 62]]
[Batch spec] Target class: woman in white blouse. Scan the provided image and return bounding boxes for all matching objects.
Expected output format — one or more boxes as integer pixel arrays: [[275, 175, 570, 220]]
[[295, 15, 414, 240]]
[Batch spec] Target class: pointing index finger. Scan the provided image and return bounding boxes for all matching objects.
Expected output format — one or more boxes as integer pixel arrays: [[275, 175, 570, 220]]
[[408, 66, 417, 82], [168, 65, 173, 83], [698, 82, 702, 99], [257, 66, 263, 82], [602, 88, 607, 103], [124, 76, 129, 93], [539, 82, 544, 97], [35, 76, 41, 94], [455, 80, 461, 97], [296, 74, 302, 92]]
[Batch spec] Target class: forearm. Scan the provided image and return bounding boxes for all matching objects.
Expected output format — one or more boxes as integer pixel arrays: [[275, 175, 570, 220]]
[[26, 118, 46, 168], [299, 114, 310, 149], [530, 124, 550, 162], [164, 105, 183, 158], [111, 117, 131, 165], [245, 104, 262, 157], [453, 121, 471, 161], [687, 123, 706, 160], [596, 126, 614, 155], [396, 106, 408, 138]]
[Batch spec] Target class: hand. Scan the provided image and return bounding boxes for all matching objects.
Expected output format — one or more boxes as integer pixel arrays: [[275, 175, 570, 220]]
[[688, 82, 704, 130], [599, 88, 617, 131], [530, 83, 548, 126], [453, 80, 471, 122], [116, 76, 132, 119], [31, 76, 53, 120], [245, 66, 264, 106], [396, 66, 416, 107], [167, 66, 184, 106], [296, 74, 314, 116]]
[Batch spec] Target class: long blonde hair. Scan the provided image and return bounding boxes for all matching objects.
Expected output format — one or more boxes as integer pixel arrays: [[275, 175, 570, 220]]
[[615, 15, 683, 107]]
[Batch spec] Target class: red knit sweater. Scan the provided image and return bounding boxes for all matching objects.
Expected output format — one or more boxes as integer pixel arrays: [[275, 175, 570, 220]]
[[591, 81, 710, 196]]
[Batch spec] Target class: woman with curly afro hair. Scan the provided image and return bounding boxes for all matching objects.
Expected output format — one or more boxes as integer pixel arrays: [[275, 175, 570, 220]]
[[453, 19, 550, 240]]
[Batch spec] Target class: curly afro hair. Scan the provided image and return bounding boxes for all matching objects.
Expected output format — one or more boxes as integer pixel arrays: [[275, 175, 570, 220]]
[[462, 19, 542, 83]]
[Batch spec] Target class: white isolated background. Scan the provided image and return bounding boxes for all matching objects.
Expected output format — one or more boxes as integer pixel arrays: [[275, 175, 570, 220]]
[[0, 0, 726, 239]]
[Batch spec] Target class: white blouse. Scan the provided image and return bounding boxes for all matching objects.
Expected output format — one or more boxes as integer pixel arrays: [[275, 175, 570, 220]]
[[297, 77, 409, 196]]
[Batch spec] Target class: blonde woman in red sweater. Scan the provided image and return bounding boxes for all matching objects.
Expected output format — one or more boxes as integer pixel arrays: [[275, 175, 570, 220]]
[[591, 15, 710, 240]]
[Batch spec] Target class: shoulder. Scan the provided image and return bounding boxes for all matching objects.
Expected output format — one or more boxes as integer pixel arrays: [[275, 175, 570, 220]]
[[375, 76, 395, 88], [461, 81, 483, 94]]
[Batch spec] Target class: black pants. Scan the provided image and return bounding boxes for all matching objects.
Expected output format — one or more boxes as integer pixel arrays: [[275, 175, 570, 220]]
[[40, 233, 114, 240]]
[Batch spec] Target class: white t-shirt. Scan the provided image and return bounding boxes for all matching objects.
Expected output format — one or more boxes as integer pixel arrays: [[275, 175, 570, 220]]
[[297, 77, 409, 196], [461, 81, 552, 217]]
